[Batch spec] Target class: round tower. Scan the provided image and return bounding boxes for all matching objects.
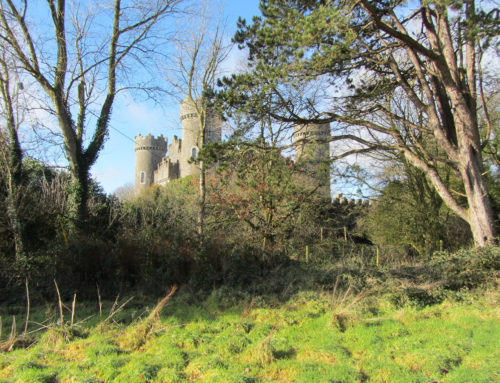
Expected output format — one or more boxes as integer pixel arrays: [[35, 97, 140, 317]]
[[180, 98, 202, 177], [134, 134, 167, 195], [293, 123, 331, 198], [205, 109, 222, 144], [293, 123, 330, 162]]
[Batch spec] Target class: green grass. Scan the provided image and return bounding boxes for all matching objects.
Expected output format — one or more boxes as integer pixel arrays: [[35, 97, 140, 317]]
[[1, 246, 499, 382], [0, 288, 498, 383]]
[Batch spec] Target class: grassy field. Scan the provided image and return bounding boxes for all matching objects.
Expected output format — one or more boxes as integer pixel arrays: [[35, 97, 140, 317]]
[[1, 248, 499, 382]]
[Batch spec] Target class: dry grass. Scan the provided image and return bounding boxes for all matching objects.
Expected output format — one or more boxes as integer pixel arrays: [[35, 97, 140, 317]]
[[118, 285, 178, 350]]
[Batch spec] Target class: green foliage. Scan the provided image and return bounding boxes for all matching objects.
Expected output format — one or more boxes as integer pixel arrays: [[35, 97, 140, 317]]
[[0, 157, 133, 295], [392, 286, 447, 308], [429, 246, 500, 291], [0, 158, 66, 283], [218, 0, 499, 247], [486, 172, 500, 231], [116, 179, 199, 288], [209, 143, 331, 258], [359, 175, 471, 255]]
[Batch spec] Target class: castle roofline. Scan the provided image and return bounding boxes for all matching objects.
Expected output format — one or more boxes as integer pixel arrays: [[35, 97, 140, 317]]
[[134, 133, 168, 151]]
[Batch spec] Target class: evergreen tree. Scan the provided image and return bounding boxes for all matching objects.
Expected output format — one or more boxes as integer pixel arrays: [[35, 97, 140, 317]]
[[218, 0, 499, 246]]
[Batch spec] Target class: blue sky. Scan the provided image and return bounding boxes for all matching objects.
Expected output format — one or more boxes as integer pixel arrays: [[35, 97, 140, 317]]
[[91, 0, 262, 194]]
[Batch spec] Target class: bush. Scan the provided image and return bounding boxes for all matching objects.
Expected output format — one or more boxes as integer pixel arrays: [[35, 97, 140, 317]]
[[392, 287, 447, 307], [430, 246, 500, 291], [359, 176, 472, 255]]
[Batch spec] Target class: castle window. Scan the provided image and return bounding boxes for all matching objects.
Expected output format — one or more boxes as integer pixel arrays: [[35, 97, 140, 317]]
[[140, 171, 145, 184], [191, 147, 198, 160]]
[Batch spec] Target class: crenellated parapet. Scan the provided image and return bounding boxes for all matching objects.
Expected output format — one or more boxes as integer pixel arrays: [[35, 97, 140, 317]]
[[180, 98, 198, 121], [293, 123, 330, 142], [134, 134, 168, 195], [327, 194, 372, 238], [154, 156, 180, 185], [293, 122, 331, 198], [134, 134, 168, 152], [333, 193, 371, 207], [293, 123, 330, 162]]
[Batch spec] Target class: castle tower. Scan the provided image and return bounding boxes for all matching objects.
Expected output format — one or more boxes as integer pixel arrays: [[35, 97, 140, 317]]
[[134, 134, 167, 194], [179, 97, 222, 177], [293, 123, 331, 198], [205, 109, 222, 144]]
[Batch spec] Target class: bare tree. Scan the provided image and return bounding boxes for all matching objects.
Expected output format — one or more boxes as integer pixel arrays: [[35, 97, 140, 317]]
[[113, 182, 135, 201], [167, 1, 231, 242], [0, 0, 184, 230]]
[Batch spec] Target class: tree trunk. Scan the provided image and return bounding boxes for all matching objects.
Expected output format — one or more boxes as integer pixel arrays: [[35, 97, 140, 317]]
[[0, 60, 27, 265], [68, 163, 89, 231], [6, 192, 25, 262], [8, 132, 25, 261], [459, 147, 497, 246], [198, 159, 206, 244]]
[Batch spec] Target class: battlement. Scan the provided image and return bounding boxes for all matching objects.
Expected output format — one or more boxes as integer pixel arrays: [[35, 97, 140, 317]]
[[180, 98, 198, 121], [293, 123, 330, 141], [171, 134, 181, 147], [179, 98, 220, 124], [333, 193, 371, 207], [134, 134, 168, 152]]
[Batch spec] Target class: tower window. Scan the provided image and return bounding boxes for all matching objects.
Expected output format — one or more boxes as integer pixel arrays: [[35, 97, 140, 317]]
[[191, 147, 198, 159], [140, 171, 145, 184]]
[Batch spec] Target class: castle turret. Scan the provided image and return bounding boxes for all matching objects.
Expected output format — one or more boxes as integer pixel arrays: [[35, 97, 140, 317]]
[[205, 109, 222, 144], [293, 123, 331, 198], [134, 134, 167, 194], [179, 98, 222, 178]]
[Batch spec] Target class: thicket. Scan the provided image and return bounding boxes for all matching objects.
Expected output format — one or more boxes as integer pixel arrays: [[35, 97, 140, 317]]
[[358, 171, 473, 256], [0, 147, 498, 305], [0, 159, 119, 298], [0, 156, 349, 300], [0, 115, 500, 308]]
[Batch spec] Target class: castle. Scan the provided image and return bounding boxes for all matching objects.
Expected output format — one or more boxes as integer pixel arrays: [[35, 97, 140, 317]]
[[134, 98, 221, 195], [135, 98, 331, 197], [293, 122, 331, 197]]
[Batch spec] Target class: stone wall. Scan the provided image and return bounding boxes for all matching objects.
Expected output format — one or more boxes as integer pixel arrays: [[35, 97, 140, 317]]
[[293, 123, 331, 198], [134, 134, 167, 194], [179, 98, 222, 178]]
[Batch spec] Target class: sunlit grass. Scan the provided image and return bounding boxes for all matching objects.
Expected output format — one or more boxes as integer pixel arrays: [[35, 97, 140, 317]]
[[0, 287, 498, 383], [1, 246, 499, 382]]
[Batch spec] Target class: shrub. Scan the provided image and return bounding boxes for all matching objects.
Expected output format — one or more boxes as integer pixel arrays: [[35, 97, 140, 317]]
[[430, 246, 500, 291]]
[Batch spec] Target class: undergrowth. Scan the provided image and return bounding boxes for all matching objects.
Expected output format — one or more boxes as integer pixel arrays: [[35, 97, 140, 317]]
[[0, 246, 498, 382]]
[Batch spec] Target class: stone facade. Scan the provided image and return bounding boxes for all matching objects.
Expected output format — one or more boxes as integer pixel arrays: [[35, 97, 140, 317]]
[[134, 98, 222, 194], [134, 134, 168, 195], [135, 99, 331, 197], [293, 123, 331, 198]]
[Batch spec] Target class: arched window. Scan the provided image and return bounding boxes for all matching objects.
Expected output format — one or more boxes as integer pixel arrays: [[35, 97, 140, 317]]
[[140, 171, 145, 184], [191, 147, 198, 160]]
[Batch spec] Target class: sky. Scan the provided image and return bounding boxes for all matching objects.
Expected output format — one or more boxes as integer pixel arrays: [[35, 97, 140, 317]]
[[19, 0, 499, 196], [90, 0, 262, 194]]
